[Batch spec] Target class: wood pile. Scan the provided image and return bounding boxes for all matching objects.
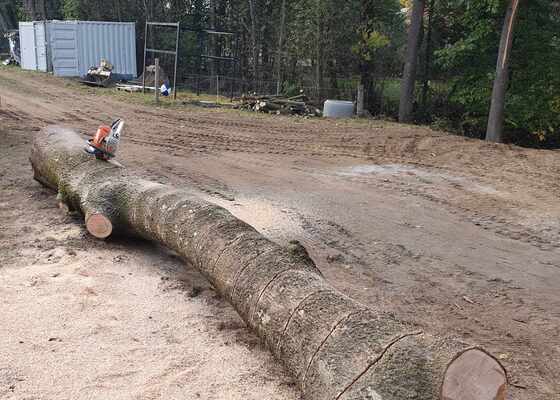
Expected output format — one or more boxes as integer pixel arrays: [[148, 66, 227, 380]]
[[116, 83, 156, 93], [235, 93, 322, 117]]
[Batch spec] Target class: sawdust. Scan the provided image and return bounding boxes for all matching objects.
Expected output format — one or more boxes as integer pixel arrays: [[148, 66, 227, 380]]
[[0, 118, 297, 400]]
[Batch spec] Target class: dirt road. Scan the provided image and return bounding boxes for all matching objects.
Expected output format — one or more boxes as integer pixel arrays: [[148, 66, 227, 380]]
[[1, 67, 559, 399]]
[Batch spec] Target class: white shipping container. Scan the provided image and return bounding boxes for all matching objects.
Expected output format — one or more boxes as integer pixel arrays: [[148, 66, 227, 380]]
[[19, 20, 137, 79]]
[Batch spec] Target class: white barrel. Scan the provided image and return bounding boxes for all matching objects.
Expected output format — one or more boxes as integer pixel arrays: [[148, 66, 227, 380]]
[[323, 100, 355, 118]]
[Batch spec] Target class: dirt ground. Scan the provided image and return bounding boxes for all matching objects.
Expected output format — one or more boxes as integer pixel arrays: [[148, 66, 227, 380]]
[[1, 67, 559, 400]]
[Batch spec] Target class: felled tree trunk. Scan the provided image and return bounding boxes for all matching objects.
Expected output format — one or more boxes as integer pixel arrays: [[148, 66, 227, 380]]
[[30, 126, 508, 400]]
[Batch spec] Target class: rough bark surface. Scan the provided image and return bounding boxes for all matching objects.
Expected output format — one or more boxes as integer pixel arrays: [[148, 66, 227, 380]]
[[486, 0, 521, 143], [30, 126, 508, 400], [399, 0, 425, 123]]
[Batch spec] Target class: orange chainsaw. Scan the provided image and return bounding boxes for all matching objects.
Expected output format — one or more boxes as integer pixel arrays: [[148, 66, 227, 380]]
[[84, 119, 124, 161]]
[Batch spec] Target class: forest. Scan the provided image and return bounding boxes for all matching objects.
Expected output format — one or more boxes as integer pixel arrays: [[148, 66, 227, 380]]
[[8, 0, 560, 147]]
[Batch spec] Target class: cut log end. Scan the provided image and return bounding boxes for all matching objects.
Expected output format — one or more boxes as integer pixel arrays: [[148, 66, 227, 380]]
[[441, 348, 507, 400], [85, 213, 113, 239]]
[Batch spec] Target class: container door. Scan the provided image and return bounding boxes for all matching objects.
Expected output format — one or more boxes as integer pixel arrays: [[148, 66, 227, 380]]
[[49, 22, 79, 77], [34, 22, 48, 72], [19, 23, 37, 71]]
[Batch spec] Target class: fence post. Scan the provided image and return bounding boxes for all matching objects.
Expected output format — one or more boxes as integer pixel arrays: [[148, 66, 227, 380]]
[[216, 75, 220, 104], [142, 21, 148, 94], [357, 84, 364, 117], [155, 58, 160, 105], [173, 22, 180, 101]]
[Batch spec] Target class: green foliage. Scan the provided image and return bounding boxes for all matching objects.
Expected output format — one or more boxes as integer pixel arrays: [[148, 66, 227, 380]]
[[60, 0, 81, 19], [434, 0, 560, 144], [11, 0, 28, 22], [352, 31, 391, 61]]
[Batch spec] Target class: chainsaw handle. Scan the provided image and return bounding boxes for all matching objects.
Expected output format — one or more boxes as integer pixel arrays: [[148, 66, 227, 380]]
[[111, 118, 122, 129], [111, 119, 124, 139]]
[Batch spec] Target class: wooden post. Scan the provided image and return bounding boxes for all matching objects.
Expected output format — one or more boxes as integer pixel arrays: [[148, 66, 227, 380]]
[[154, 58, 160, 104], [173, 22, 180, 101], [216, 74, 220, 104], [357, 84, 365, 117]]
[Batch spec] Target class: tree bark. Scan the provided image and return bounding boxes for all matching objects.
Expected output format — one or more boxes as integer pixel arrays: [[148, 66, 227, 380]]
[[209, 0, 217, 86], [486, 0, 521, 143], [356, 84, 365, 117], [248, 0, 259, 89], [30, 126, 508, 400], [315, 1, 324, 98], [24, 0, 46, 20], [399, 0, 425, 123], [275, 0, 287, 95], [421, 0, 435, 116], [0, 11, 10, 33]]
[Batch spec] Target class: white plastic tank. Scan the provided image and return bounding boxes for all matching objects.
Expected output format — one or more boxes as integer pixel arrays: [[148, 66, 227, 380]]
[[323, 100, 355, 118]]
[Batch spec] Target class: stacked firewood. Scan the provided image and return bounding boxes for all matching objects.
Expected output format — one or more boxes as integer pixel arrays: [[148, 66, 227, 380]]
[[235, 93, 322, 117]]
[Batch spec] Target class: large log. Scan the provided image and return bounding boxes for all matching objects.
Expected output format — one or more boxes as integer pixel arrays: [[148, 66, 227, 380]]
[[30, 126, 508, 400]]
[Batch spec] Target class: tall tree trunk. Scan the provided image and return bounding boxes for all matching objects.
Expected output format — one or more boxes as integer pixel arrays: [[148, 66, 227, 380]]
[[114, 0, 122, 22], [275, 0, 287, 94], [357, 1, 370, 114], [209, 0, 217, 84], [421, 0, 435, 116], [315, 1, 324, 98], [248, 0, 258, 90], [0, 5, 12, 31], [398, 0, 425, 123], [24, 0, 46, 20], [486, 0, 522, 143]]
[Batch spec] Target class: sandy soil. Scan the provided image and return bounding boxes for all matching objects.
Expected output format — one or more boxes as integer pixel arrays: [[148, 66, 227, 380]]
[[1, 66, 559, 399]]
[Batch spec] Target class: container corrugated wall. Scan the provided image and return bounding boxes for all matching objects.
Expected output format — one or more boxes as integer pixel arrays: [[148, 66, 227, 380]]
[[75, 21, 136, 78], [34, 22, 48, 71], [19, 20, 137, 79]]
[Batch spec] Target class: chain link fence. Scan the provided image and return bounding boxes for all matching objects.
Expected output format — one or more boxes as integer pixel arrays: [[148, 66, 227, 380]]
[[175, 73, 455, 121]]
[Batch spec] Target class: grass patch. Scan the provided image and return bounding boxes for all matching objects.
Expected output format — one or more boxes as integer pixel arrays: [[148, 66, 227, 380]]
[[0, 66, 395, 127]]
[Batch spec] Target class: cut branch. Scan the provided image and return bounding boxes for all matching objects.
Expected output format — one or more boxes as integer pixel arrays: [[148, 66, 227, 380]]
[[30, 126, 508, 400]]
